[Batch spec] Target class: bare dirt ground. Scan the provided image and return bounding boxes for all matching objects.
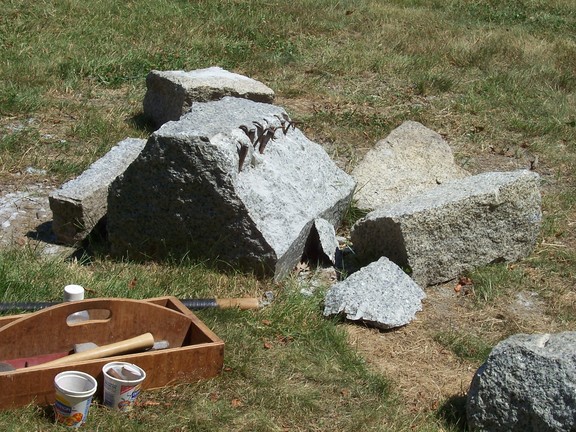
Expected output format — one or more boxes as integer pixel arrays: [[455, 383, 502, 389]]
[[345, 282, 554, 425]]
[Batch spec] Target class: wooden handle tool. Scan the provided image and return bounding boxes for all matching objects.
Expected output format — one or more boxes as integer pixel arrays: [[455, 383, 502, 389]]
[[25, 333, 155, 369], [215, 298, 260, 310]]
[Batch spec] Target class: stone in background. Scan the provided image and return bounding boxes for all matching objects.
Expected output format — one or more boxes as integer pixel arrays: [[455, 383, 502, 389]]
[[352, 121, 468, 210], [351, 170, 541, 286], [143, 67, 275, 127]]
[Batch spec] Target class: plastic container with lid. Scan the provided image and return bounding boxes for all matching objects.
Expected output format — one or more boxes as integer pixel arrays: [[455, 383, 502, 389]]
[[64, 285, 90, 324]]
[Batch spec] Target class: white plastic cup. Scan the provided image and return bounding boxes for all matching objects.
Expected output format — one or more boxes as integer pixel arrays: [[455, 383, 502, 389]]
[[102, 362, 146, 411], [53, 371, 97, 427]]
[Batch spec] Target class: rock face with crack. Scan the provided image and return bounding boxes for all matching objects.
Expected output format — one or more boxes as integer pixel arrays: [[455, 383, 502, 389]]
[[323, 256, 426, 329], [467, 332, 576, 432], [351, 170, 542, 287], [108, 97, 356, 280]]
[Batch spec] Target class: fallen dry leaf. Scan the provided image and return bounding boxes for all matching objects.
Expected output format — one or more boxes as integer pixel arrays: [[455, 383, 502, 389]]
[[263, 341, 273, 349], [261, 319, 272, 326], [340, 388, 350, 397], [454, 284, 462, 293], [294, 261, 310, 273], [231, 398, 243, 408], [275, 334, 294, 345], [136, 400, 161, 407]]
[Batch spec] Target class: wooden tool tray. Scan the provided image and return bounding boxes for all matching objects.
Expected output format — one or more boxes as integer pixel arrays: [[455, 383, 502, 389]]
[[0, 296, 224, 409]]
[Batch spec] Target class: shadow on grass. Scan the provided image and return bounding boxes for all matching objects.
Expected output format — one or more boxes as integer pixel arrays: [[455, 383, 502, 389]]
[[437, 394, 468, 432], [128, 112, 157, 134]]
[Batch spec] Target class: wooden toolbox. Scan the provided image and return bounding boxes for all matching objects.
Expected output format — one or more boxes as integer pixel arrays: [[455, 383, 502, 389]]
[[0, 296, 224, 409]]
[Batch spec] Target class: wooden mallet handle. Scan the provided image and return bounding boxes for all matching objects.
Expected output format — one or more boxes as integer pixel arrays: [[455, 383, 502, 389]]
[[25, 333, 155, 369]]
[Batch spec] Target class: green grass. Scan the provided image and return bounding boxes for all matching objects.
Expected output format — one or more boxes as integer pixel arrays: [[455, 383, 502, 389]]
[[434, 330, 493, 363], [1, 0, 575, 430], [0, 252, 393, 431]]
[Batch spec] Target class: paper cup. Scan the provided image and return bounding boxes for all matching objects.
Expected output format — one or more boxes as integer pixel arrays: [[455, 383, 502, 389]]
[[54, 371, 97, 427], [102, 362, 146, 411]]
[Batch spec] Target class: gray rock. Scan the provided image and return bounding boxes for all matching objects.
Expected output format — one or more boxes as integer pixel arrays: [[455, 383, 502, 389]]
[[351, 170, 541, 286], [467, 332, 576, 432], [143, 67, 275, 127], [108, 97, 355, 280], [352, 121, 468, 210], [323, 257, 425, 329], [49, 138, 146, 245]]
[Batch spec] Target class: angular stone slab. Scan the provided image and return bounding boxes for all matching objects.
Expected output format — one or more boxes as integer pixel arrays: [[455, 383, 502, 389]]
[[49, 138, 146, 245], [467, 332, 576, 432], [352, 121, 468, 210], [108, 97, 355, 280], [323, 257, 426, 329], [351, 170, 541, 287], [143, 67, 275, 127]]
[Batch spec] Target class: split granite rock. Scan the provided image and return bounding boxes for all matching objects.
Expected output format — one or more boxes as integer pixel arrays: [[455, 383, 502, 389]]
[[49, 138, 147, 245], [323, 256, 426, 329], [467, 332, 576, 432], [302, 218, 339, 266], [143, 67, 275, 127], [352, 120, 469, 210], [351, 170, 542, 287], [108, 97, 356, 280]]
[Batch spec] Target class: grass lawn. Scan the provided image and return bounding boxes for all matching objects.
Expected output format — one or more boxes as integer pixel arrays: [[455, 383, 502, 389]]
[[1, 0, 575, 430]]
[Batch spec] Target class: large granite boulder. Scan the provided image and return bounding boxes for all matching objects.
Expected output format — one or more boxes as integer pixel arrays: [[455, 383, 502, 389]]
[[351, 170, 541, 286], [143, 67, 275, 127], [352, 121, 468, 210], [108, 97, 355, 280], [49, 138, 146, 245], [323, 256, 426, 329], [467, 332, 576, 432]]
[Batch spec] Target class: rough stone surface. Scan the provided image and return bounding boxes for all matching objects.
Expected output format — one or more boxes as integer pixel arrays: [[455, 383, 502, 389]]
[[49, 138, 146, 245], [1, 185, 53, 247], [108, 97, 355, 280], [143, 67, 275, 127], [467, 332, 576, 432], [351, 170, 542, 287], [352, 121, 469, 210], [323, 257, 426, 329]]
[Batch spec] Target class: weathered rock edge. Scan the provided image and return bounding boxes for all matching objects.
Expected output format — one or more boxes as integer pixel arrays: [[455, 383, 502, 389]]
[[323, 256, 426, 329], [351, 170, 542, 286], [467, 332, 576, 432]]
